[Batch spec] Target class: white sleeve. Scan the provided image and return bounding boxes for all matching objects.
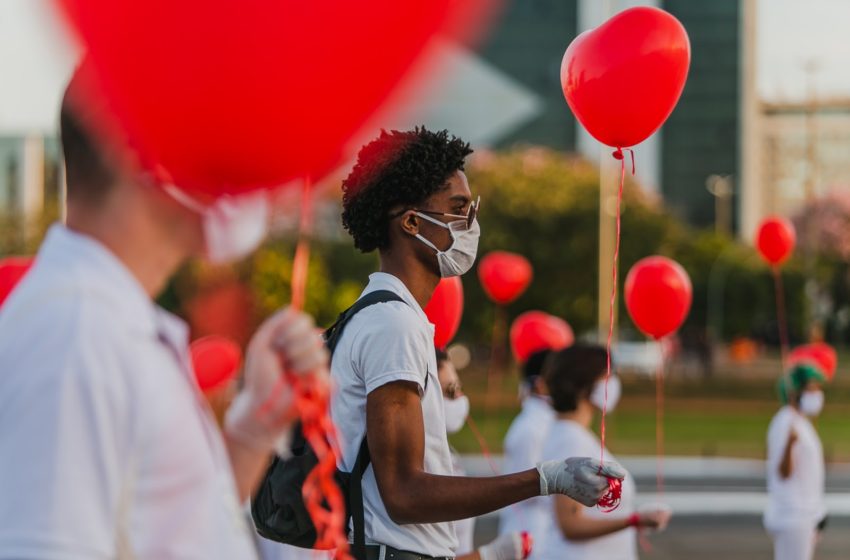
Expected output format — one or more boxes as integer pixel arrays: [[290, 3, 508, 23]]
[[766, 412, 793, 468], [0, 306, 135, 559], [352, 304, 431, 395]]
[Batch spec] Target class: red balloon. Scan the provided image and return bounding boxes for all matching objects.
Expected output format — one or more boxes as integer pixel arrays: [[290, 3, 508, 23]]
[[561, 6, 690, 149], [0, 257, 34, 308], [478, 251, 533, 305], [190, 336, 243, 394], [625, 256, 692, 339], [789, 343, 838, 381], [510, 311, 574, 363], [756, 216, 796, 266], [424, 277, 464, 350], [57, 0, 491, 196]]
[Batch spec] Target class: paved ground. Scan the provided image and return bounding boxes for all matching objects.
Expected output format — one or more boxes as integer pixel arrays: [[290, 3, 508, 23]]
[[474, 515, 850, 559]]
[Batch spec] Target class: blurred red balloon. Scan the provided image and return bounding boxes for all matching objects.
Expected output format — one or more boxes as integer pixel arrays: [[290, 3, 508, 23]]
[[756, 216, 796, 266], [510, 311, 574, 363], [789, 342, 838, 381], [561, 6, 690, 149], [190, 336, 242, 394], [425, 277, 464, 350], [0, 257, 34, 308], [57, 0, 492, 196], [478, 251, 533, 305], [625, 256, 692, 340]]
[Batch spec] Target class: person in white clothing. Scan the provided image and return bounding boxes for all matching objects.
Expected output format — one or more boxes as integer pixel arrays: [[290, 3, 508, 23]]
[[499, 350, 555, 544], [436, 350, 530, 560], [332, 128, 625, 559], [0, 73, 328, 559], [764, 362, 829, 560], [537, 345, 671, 560]]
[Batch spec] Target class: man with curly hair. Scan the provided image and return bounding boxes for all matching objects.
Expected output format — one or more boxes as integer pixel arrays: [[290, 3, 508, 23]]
[[330, 127, 625, 560]]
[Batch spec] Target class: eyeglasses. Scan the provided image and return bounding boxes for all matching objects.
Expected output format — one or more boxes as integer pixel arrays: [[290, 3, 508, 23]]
[[391, 196, 480, 229]]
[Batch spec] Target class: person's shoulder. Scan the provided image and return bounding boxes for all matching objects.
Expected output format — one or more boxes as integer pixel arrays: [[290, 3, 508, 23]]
[[350, 298, 428, 339]]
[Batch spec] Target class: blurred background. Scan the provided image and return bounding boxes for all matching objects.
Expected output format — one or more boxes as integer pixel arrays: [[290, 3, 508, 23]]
[[4, 0, 850, 557]]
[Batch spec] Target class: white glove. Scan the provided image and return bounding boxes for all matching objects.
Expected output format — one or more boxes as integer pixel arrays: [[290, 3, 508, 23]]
[[478, 532, 528, 560], [224, 308, 329, 456], [537, 457, 626, 507]]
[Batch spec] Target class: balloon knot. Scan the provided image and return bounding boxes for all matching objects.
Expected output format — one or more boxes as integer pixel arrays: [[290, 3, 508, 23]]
[[612, 149, 624, 160]]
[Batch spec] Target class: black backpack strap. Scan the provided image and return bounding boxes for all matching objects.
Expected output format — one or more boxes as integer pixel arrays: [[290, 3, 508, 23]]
[[324, 289, 403, 559], [350, 437, 371, 560], [324, 290, 404, 355]]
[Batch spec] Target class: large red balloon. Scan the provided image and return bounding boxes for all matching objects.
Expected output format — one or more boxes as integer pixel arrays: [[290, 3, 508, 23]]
[[190, 336, 243, 394], [756, 216, 796, 266], [789, 343, 838, 382], [625, 256, 692, 340], [0, 257, 34, 308], [425, 277, 464, 350], [57, 0, 491, 196], [478, 251, 533, 305], [510, 311, 574, 363], [561, 6, 690, 149]]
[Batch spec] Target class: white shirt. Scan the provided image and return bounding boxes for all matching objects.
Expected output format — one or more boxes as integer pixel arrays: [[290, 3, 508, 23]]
[[0, 225, 257, 560], [536, 419, 637, 560], [330, 272, 457, 557], [450, 451, 475, 555], [764, 406, 827, 532], [499, 396, 554, 541]]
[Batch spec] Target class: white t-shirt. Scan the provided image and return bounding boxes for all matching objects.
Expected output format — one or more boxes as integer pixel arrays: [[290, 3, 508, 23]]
[[536, 419, 637, 560], [330, 272, 457, 557], [499, 396, 554, 541], [764, 406, 827, 532], [0, 225, 257, 559]]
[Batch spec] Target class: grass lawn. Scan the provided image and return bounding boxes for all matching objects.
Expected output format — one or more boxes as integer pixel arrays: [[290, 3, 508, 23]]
[[449, 371, 850, 461]]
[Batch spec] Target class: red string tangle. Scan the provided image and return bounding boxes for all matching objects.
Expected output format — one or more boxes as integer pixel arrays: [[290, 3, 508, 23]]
[[263, 179, 353, 559], [598, 147, 634, 512]]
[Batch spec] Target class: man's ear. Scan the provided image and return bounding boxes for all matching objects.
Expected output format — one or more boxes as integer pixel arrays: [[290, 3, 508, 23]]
[[399, 210, 420, 236]]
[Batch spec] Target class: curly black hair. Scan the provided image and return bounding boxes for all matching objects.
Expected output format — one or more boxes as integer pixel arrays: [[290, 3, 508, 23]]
[[341, 127, 473, 253]]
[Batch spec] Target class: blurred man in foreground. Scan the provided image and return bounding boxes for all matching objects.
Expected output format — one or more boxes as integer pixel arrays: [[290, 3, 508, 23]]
[[0, 76, 326, 559]]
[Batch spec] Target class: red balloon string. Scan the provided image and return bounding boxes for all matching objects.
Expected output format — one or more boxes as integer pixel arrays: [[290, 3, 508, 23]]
[[655, 349, 665, 495], [772, 266, 790, 369], [260, 178, 352, 559], [465, 414, 500, 476], [598, 148, 633, 511], [597, 476, 622, 512]]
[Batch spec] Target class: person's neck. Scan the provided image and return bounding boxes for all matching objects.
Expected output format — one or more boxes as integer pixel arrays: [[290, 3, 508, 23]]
[[558, 401, 594, 428], [379, 251, 440, 309], [66, 200, 187, 298]]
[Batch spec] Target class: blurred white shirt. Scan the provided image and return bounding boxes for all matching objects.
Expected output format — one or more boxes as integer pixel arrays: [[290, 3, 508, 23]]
[[0, 225, 257, 559], [764, 406, 826, 532], [499, 396, 554, 541], [536, 419, 637, 560]]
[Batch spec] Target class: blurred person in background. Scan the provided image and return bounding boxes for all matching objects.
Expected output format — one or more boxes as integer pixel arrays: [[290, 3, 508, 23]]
[[499, 350, 555, 544], [764, 363, 829, 560], [436, 349, 530, 560], [536, 345, 671, 560], [0, 73, 327, 559]]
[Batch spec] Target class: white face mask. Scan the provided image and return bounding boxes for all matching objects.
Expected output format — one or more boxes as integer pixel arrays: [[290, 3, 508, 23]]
[[799, 390, 824, 417], [164, 186, 270, 264], [443, 394, 470, 434], [589, 375, 621, 412], [415, 214, 480, 278]]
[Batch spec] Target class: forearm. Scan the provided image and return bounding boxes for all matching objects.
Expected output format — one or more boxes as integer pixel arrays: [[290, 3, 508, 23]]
[[224, 432, 274, 502], [457, 552, 481, 560], [558, 513, 633, 541], [383, 468, 541, 524]]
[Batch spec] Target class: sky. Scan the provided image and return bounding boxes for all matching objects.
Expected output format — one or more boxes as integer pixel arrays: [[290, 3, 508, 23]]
[[757, 0, 850, 102], [2, 0, 850, 133]]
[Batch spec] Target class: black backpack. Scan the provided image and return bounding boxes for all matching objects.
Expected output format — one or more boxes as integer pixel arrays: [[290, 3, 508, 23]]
[[251, 290, 404, 560]]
